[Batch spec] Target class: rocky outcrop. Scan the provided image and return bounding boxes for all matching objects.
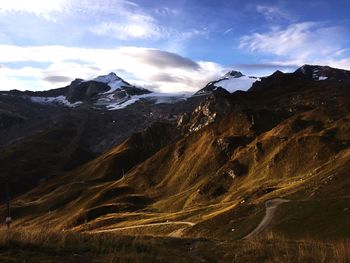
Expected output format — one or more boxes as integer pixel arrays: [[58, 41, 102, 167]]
[[224, 161, 248, 179], [215, 136, 251, 157], [65, 80, 111, 103], [178, 95, 232, 134]]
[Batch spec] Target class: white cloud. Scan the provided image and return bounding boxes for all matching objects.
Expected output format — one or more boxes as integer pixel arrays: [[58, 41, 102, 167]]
[[256, 5, 292, 21], [0, 0, 156, 32], [0, 66, 43, 90], [239, 22, 350, 68], [89, 7, 206, 42], [0, 0, 205, 50], [0, 0, 66, 15], [90, 14, 162, 40], [0, 45, 225, 93], [0, 0, 137, 16]]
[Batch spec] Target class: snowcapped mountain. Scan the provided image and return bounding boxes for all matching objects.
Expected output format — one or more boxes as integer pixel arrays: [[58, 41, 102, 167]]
[[16, 73, 189, 110], [194, 70, 259, 96], [294, 64, 350, 82], [195, 64, 350, 97], [7, 65, 350, 112], [249, 64, 350, 93], [93, 73, 134, 96], [92, 72, 124, 88]]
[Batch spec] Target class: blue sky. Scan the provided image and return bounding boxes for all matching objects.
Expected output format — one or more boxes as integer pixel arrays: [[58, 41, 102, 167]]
[[0, 0, 349, 92]]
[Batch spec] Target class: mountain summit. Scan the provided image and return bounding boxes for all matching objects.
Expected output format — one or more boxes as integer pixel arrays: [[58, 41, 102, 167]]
[[294, 64, 350, 81], [41, 72, 152, 109], [194, 70, 258, 96], [249, 64, 350, 92], [2, 73, 191, 111], [93, 72, 122, 84]]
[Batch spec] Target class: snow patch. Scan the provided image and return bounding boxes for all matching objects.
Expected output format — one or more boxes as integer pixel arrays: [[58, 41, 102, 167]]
[[106, 93, 189, 111], [93, 72, 120, 84], [318, 76, 328, 81], [213, 76, 257, 92], [30, 96, 82, 108], [102, 80, 124, 94], [90, 73, 126, 94], [106, 97, 139, 110]]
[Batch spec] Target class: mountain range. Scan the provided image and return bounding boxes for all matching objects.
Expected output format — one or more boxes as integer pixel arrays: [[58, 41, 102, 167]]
[[1, 64, 350, 261]]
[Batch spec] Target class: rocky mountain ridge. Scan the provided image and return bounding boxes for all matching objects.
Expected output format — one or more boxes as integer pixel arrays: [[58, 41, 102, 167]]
[[1, 64, 350, 216], [1, 65, 349, 244], [1, 72, 188, 111]]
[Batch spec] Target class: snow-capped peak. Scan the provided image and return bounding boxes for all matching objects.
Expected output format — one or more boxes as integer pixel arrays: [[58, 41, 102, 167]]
[[215, 74, 257, 92], [194, 70, 259, 96], [293, 64, 350, 82], [295, 65, 331, 81], [93, 72, 121, 84], [223, 71, 244, 79], [25, 71, 189, 111], [90, 72, 130, 94]]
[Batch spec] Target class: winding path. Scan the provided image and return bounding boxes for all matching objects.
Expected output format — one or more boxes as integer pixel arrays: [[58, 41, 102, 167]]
[[91, 221, 195, 234], [90, 198, 289, 237], [243, 198, 289, 239]]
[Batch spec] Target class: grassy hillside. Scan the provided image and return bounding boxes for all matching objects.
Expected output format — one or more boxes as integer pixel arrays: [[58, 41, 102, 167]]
[[1, 72, 350, 263], [0, 229, 348, 262]]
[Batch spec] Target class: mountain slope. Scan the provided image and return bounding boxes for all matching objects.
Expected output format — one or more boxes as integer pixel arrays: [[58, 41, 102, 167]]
[[0, 73, 205, 199], [3, 65, 350, 242]]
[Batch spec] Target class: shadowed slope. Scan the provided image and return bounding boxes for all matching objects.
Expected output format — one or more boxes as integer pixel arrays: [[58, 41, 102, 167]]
[[2, 67, 350, 240]]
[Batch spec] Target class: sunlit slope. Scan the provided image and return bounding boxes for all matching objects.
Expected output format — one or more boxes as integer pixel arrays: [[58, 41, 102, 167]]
[[3, 72, 350, 240]]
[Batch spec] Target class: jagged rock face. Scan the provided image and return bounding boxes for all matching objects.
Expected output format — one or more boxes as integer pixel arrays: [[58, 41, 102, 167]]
[[224, 161, 247, 179], [223, 71, 244, 78], [109, 89, 128, 101], [215, 136, 251, 158], [65, 80, 111, 103], [178, 95, 232, 134]]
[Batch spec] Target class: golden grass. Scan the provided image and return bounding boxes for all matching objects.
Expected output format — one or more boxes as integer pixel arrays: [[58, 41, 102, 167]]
[[239, 231, 350, 263], [0, 228, 349, 262]]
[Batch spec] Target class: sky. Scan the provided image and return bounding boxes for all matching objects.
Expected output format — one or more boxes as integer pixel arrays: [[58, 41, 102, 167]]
[[0, 0, 350, 93]]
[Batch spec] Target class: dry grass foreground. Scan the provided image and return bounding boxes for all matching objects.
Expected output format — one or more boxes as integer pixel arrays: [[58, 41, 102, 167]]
[[0, 228, 349, 263]]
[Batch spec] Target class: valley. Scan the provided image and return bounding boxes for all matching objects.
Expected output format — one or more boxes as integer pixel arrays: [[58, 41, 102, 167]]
[[1, 65, 350, 262]]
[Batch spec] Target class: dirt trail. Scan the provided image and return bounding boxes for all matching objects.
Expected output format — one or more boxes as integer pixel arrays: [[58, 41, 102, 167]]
[[243, 198, 289, 239], [90, 198, 289, 237], [90, 221, 195, 234]]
